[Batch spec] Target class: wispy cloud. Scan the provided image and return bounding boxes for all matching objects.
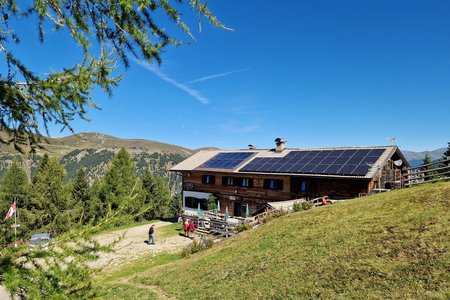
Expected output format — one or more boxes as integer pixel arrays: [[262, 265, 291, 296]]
[[219, 121, 262, 134], [185, 67, 250, 85], [133, 59, 209, 105]]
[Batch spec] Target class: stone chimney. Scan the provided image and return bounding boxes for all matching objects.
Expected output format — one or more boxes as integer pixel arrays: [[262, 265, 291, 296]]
[[274, 138, 287, 152]]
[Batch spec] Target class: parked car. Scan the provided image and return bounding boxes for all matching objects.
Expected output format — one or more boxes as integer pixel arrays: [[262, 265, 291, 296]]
[[29, 233, 52, 250]]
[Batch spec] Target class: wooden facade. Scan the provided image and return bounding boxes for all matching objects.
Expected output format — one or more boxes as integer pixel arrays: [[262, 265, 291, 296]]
[[172, 146, 409, 217], [180, 171, 376, 217]]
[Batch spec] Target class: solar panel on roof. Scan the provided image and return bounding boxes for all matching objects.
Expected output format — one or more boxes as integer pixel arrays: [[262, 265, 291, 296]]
[[338, 165, 358, 175], [311, 165, 328, 173], [368, 149, 385, 156], [238, 148, 387, 176], [352, 165, 370, 175], [200, 152, 254, 169]]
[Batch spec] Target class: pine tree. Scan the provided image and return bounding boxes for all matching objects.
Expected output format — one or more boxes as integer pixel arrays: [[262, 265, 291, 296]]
[[72, 168, 90, 224], [101, 148, 145, 218], [439, 142, 450, 177], [142, 168, 156, 220], [85, 178, 105, 224], [443, 142, 450, 165], [152, 176, 173, 219], [29, 156, 72, 233], [420, 152, 435, 181], [0, 159, 29, 245]]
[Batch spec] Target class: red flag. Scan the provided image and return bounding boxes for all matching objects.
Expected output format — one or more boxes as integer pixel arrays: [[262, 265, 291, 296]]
[[4, 201, 16, 221]]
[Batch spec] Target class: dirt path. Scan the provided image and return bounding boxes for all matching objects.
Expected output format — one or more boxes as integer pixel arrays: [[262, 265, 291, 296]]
[[90, 221, 191, 272]]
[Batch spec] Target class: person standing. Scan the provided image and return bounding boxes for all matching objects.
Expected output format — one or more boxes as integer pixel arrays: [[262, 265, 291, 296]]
[[183, 220, 189, 237], [148, 224, 155, 245], [189, 219, 195, 238]]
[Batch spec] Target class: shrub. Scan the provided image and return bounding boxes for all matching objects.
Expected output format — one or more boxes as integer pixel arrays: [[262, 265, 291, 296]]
[[236, 222, 253, 233], [261, 210, 288, 224], [181, 245, 192, 258], [181, 235, 214, 258], [293, 201, 313, 212]]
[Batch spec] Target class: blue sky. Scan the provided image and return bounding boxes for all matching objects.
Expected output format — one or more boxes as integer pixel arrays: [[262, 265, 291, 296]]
[[7, 0, 450, 151]]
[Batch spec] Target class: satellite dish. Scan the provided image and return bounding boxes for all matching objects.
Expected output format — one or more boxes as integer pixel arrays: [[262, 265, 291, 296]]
[[394, 159, 403, 167]]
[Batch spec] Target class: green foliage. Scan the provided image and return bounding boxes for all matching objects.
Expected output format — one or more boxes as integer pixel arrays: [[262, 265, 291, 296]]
[[100, 148, 145, 219], [207, 194, 217, 211], [142, 168, 156, 220], [236, 222, 253, 233], [421, 152, 436, 181], [28, 155, 74, 234], [0, 0, 226, 151], [181, 236, 214, 258], [152, 176, 173, 219], [72, 168, 90, 224], [293, 201, 313, 212], [260, 209, 288, 224], [0, 159, 29, 245]]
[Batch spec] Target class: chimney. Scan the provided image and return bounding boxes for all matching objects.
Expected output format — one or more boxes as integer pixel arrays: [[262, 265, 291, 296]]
[[274, 138, 287, 152]]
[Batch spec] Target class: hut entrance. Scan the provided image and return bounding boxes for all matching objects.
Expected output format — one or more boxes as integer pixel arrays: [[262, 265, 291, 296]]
[[233, 202, 243, 217]]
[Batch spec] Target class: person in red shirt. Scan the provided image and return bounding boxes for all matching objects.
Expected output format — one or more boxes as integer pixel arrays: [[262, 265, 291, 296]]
[[183, 220, 189, 237], [189, 219, 195, 238]]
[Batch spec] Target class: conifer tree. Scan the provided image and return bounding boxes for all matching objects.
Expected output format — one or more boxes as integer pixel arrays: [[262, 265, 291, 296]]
[[72, 167, 90, 224], [443, 142, 450, 165], [438, 142, 450, 177], [0, 159, 29, 245], [29, 156, 72, 233], [85, 177, 105, 224], [101, 148, 145, 218], [420, 152, 435, 181], [152, 176, 173, 219], [142, 168, 156, 220]]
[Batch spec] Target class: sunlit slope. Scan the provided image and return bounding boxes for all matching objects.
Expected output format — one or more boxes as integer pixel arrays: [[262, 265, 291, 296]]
[[137, 182, 450, 299]]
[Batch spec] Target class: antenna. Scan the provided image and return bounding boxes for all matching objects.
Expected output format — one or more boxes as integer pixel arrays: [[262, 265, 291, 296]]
[[387, 136, 397, 145]]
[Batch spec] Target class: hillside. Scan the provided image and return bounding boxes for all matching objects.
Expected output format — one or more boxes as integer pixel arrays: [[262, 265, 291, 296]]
[[0, 132, 194, 190], [101, 181, 450, 299]]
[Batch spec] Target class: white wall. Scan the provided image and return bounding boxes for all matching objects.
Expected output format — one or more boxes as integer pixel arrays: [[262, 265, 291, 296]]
[[182, 190, 212, 210]]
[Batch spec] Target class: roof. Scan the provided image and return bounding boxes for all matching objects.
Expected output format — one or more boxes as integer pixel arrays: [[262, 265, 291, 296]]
[[171, 146, 410, 180]]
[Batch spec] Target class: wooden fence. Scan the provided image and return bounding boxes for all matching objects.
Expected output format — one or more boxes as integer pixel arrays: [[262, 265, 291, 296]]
[[403, 158, 450, 187]]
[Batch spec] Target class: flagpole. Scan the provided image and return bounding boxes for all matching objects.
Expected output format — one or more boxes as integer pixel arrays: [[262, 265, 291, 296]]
[[14, 196, 17, 248]]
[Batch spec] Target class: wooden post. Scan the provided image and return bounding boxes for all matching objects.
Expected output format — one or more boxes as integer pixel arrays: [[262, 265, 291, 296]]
[[225, 225, 228, 238]]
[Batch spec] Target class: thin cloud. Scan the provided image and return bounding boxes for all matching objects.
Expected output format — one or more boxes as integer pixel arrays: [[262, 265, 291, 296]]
[[185, 67, 250, 84], [219, 121, 262, 134], [133, 59, 209, 105]]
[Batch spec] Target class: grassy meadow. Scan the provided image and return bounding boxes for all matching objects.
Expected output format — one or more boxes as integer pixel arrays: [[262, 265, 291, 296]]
[[97, 181, 450, 299]]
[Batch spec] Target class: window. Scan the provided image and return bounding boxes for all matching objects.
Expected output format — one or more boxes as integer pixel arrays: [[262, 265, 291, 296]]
[[185, 197, 208, 210], [263, 179, 283, 190], [222, 176, 234, 186], [301, 181, 307, 192], [201, 175, 215, 184], [241, 178, 254, 187], [290, 178, 309, 194]]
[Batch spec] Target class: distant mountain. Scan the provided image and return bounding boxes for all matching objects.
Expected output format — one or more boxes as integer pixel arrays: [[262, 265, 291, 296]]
[[0, 132, 195, 192], [402, 147, 446, 168]]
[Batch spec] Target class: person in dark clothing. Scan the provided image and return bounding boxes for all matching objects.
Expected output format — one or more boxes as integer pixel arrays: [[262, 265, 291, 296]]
[[148, 224, 155, 245]]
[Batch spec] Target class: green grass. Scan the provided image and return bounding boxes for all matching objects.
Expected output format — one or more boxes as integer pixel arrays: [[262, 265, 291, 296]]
[[96, 252, 181, 299], [156, 222, 183, 239], [100, 181, 450, 299]]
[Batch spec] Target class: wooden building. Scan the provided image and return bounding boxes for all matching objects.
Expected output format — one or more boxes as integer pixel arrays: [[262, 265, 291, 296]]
[[171, 139, 410, 217]]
